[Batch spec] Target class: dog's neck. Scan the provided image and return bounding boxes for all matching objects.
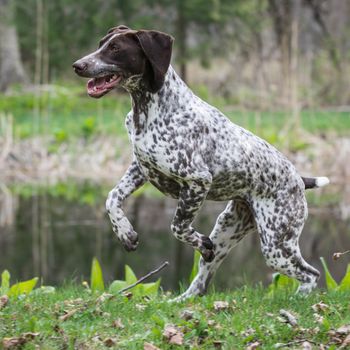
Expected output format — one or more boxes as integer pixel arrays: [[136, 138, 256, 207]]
[[128, 66, 193, 134]]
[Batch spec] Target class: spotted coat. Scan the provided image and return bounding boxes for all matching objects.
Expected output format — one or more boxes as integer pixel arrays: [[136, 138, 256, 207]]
[[73, 26, 329, 300]]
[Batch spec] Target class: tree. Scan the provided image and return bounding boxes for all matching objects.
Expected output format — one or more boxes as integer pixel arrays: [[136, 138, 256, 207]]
[[0, 0, 27, 91]]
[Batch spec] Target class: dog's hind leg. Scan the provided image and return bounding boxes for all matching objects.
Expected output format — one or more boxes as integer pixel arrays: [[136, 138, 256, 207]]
[[252, 194, 320, 294], [174, 200, 256, 301]]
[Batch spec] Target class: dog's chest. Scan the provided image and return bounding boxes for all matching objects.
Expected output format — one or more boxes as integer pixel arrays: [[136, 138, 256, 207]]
[[127, 112, 181, 198]]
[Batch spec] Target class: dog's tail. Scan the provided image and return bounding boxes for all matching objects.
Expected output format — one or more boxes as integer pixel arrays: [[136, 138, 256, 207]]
[[302, 176, 330, 189]]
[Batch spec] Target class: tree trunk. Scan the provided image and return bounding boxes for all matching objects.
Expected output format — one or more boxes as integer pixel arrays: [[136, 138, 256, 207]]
[[0, 0, 27, 91], [176, 0, 188, 83]]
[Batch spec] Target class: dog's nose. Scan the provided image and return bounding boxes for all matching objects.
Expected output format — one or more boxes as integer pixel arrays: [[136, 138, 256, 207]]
[[72, 61, 88, 73]]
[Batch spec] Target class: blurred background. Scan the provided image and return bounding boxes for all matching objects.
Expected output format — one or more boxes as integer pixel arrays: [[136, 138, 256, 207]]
[[0, 0, 349, 291]]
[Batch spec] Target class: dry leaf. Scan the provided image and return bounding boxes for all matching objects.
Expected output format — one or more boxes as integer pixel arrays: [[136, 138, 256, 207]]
[[59, 309, 78, 321], [96, 293, 114, 304], [340, 334, 350, 349], [144, 342, 161, 350], [0, 295, 9, 310], [2, 333, 39, 349], [135, 303, 146, 311], [103, 338, 117, 347], [301, 341, 312, 350], [213, 301, 229, 311], [312, 302, 329, 313], [213, 340, 224, 349], [180, 309, 194, 320], [336, 324, 350, 335], [246, 341, 260, 350], [112, 318, 125, 329], [313, 313, 324, 324], [241, 328, 256, 337], [122, 291, 133, 300], [279, 309, 298, 327], [163, 324, 184, 345]]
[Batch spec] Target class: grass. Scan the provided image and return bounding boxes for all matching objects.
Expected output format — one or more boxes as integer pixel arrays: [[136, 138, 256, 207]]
[[1, 286, 350, 349], [1, 85, 350, 142]]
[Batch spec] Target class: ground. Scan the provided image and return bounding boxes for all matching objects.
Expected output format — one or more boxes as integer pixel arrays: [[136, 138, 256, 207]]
[[1, 286, 350, 349]]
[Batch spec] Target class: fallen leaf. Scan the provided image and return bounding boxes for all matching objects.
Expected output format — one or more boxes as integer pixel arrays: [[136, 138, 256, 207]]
[[144, 342, 161, 350], [2, 333, 39, 349], [213, 301, 229, 311], [122, 291, 133, 300], [96, 293, 114, 304], [59, 309, 78, 321], [208, 319, 216, 326], [279, 309, 298, 327], [0, 295, 9, 310], [135, 303, 146, 311], [103, 338, 117, 347], [163, 324, 184, 345], [312, 302, 330, 313], [301, 341, 312, 350], [246, 341, 260, 350], [240, 328, 256, 337], [313, 313, 324, 324], [180, 309, 194, 320], [336, 324, 350, 335], [213, 340, 224, 349], [340, 334, 350, 349], [112, 318, 125, 329]]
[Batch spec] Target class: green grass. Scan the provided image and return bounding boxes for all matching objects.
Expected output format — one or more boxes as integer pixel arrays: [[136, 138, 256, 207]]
[[1, 286, 350, 349], [1, 85, 350, 142]]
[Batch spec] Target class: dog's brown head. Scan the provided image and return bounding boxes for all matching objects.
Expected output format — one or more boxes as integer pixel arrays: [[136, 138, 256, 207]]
[[73, 25, 174, 98]]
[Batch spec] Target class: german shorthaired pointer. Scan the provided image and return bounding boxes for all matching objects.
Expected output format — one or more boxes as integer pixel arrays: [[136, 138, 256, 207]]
[[73, 25, 329, 300]]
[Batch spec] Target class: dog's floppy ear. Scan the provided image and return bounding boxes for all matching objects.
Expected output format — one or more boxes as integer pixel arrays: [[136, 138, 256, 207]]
[[136, 30, 174, 93]]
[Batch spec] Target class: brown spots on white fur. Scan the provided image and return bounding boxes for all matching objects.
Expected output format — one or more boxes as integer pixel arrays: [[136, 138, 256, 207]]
[[73, 26, 329, 300]]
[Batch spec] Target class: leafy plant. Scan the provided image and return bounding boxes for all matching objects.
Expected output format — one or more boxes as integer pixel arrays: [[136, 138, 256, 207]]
[[81, 117, 96, 138], [189, 250, 201, 283], [90, 258, 105, 292], [320, 257, 350, 291], [0, 270, 38, 297], [90, 257, 161, 297], [268, 272, 299, 294]]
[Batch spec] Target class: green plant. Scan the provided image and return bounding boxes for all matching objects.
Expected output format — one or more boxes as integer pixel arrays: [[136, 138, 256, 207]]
[[89, 257, 161, 297], [81, 117, 96, 138], [268, 272, 299, 294], [0, 270, 38, 297], [189, 250, 201, 283], [320, 257, 350, 291], [90, 258, 105, 292]]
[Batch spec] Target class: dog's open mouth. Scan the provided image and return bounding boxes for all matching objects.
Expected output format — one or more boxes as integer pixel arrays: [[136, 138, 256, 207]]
[[87, 74, 122, 98]]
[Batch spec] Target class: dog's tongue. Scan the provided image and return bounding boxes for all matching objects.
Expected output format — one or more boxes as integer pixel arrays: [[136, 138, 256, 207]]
[[95, 77, 106, 88]]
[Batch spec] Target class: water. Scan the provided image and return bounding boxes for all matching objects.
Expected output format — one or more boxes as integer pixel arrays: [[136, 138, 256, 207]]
[[0, 183, 349, 292]]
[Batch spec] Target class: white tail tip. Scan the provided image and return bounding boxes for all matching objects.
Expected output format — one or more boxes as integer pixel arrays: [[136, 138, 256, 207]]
[[315, 177, 330, 187]]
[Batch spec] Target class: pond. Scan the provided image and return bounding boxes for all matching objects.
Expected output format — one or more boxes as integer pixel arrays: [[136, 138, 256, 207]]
[[0, 182, 349, 292]]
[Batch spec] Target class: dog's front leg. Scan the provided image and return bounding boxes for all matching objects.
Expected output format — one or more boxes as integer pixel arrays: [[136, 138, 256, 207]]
[[170, 175, 214, 262], [106, 160, 146, 251]]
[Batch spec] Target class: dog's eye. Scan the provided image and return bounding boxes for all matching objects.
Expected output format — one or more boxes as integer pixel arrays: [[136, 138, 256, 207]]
[[109, 44, 120, 52]]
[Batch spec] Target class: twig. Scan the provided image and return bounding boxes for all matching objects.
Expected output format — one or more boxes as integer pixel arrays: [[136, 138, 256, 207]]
[[119, 261, 169, 294]]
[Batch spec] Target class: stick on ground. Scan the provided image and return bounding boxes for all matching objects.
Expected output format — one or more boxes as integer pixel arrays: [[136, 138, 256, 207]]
[[119, 261, 169, 294]]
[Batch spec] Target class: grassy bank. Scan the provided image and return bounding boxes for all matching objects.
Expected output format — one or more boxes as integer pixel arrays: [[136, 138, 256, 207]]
[[1, 286, 350, 349], [1, 86, 350, 143]]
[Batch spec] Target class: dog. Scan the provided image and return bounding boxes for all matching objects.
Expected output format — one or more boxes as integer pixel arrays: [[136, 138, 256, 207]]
[[73, 25, 329, 300]]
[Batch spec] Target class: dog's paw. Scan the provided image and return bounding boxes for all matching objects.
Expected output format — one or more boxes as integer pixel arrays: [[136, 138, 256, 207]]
[[119, 230, 139, 252]]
